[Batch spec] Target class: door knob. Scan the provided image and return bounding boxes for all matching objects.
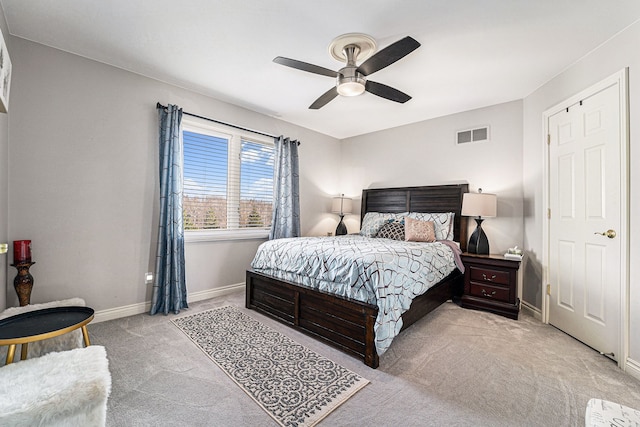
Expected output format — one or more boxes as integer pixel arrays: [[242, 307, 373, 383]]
[[594, 229, 616, 239]]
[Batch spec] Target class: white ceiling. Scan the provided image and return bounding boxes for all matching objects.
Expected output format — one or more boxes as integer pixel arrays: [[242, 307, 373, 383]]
[[2, 1, 640, 139]]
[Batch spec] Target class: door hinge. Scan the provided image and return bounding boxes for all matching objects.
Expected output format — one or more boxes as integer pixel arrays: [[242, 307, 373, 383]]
[[547, 208, 551, 219], [546, 284, 551, 295], [547, 134, 551, 145]]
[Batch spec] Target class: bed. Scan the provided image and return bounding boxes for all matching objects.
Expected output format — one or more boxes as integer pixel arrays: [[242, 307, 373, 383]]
[[246, 184, 469, 368]]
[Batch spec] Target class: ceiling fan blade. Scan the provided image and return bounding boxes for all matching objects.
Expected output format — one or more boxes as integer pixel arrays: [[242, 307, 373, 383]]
[[309, 87, 339, 109], [365, 80, 411, 103], [273, 56, 338, 78], [356, 36, 420, 76]]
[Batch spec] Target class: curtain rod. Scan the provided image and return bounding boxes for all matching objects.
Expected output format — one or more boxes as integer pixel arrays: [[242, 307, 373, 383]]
[[156, 102, 279, 140]]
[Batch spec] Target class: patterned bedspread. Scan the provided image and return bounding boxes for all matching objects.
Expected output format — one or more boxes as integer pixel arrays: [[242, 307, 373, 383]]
[[250, 235, 460, 355]]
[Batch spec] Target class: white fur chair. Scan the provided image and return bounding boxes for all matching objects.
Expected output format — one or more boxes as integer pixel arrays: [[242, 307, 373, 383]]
[[0, 298, 86, 365], [0, 345, 111, 426]]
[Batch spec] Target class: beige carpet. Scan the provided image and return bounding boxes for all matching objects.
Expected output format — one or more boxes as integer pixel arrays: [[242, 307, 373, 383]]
[[349, 301, 640, 426], [88, 291, 640, 426]]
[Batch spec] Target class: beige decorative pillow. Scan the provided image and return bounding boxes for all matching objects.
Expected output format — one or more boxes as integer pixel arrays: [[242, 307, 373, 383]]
[[405, 217, 436, 242], [406, 212, 455, 240]]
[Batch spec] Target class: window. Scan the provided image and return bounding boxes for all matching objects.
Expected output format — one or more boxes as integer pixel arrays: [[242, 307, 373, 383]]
[[182, 118, 274, 240]]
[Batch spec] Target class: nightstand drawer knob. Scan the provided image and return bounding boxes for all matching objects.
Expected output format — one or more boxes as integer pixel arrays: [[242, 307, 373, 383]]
[[481, 289, 497, 297], [482, 273, 497, 281]]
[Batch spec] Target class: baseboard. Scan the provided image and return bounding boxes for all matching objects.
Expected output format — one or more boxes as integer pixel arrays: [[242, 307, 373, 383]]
[[93, 300, 153, 323], [625, 357, 640, 380], [187, 283, 245, 303], [93, 282, 245, 323], [520, 301, 542, 320]]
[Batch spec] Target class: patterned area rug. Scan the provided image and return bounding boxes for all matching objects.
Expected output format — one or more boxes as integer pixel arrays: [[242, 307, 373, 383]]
[[171, 306, 369, 427]]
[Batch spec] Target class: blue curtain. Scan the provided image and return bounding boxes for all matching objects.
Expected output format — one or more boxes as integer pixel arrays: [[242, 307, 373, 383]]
[[269, 136, 300, 239], [150, 104, 188, 315]]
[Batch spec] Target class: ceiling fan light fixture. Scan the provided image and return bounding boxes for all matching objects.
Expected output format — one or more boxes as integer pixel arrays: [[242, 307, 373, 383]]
[[336, 68, 366, 97], [337, 79, 365, 96]]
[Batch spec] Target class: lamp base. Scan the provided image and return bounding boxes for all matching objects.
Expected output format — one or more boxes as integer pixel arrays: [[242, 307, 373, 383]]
[[468, 218, 490, 255], [335, 215, 347, 236]]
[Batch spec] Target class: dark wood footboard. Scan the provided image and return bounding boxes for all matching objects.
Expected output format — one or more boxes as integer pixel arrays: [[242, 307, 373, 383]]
[[246, 268, 463, 368], [246, 269, 380, 368]]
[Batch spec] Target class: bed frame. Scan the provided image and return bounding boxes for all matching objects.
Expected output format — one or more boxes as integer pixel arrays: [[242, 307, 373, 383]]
[[246, 184, 469, 368]]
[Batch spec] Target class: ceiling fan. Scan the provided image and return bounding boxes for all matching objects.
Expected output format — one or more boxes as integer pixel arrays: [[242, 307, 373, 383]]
[[273, 33, 420, 109]]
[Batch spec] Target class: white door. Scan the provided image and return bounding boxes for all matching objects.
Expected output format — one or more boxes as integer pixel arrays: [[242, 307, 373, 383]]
[[548, 79, 623, 360]]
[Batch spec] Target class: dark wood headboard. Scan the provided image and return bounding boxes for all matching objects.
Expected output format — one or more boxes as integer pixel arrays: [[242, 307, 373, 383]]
[[361, 184, 469, 251]]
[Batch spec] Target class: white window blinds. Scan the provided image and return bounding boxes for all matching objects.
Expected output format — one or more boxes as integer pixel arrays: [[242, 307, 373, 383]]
[[239, 140, 274, 228], [182, 123, 274, 232]]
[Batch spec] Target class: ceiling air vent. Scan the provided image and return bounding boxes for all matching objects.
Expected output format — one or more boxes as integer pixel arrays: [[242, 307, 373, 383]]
[[456, 126, 490, 145]]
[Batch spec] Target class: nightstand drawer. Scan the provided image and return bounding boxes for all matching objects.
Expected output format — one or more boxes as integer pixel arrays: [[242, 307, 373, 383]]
[[468, 281, 510, 302], [469, 266, 510, 286]]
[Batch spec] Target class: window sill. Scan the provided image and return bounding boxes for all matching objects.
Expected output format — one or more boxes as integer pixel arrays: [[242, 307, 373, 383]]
[[185, 229, 270, 243]]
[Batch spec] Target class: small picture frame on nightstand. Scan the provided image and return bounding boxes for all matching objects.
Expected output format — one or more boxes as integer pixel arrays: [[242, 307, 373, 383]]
[[505, 246, 523, 261]]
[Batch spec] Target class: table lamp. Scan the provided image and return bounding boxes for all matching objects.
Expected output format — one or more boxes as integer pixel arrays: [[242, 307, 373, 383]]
[[331, 194, 353, 236], [461, 188, 497, 254]]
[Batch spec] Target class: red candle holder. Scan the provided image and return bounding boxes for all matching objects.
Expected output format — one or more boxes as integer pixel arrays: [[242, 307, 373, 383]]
[[13, 240, 31, 264]]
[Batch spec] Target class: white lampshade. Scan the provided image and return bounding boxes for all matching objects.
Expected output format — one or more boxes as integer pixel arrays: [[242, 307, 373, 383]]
[[331, 195, 353, 215], [461, 191, 497, 218]]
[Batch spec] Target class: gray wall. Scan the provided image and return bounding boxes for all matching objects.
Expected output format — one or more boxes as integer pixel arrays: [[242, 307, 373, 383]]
[[0, 7, 9, 311], [6, 37, 340, 312], [340, 100, 524, 256], [522, 20, 640, 362]]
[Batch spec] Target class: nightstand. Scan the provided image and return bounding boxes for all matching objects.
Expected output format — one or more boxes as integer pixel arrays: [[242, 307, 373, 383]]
[[460, 253, 521, 320]]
